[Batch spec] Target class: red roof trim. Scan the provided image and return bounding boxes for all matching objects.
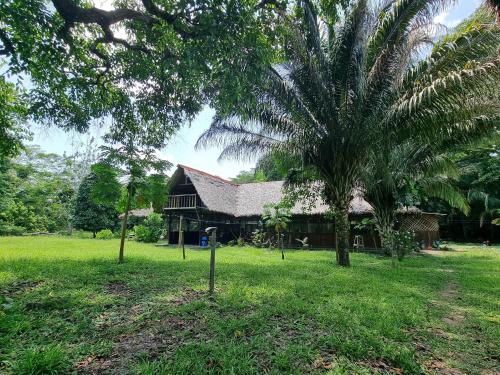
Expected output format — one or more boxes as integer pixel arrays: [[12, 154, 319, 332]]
[[177, 164, 239, 185]]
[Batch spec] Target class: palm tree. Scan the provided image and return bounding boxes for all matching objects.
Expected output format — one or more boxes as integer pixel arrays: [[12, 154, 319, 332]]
[[262, 203, 291, 259], [197, 0, 500, 266], [361, 142, 470, 266]]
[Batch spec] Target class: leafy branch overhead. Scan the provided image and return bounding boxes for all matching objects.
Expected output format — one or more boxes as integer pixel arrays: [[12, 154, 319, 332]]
[[0, 0, 284, 132]]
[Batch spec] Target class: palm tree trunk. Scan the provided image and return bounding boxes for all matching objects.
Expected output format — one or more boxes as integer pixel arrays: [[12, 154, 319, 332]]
[[118, 183, 133, 263], [334, 208, 350, 267], [373, 208, 396, 267]]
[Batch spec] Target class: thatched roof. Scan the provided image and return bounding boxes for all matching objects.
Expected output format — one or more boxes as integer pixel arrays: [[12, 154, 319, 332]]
[[170, 165, 376, 217]]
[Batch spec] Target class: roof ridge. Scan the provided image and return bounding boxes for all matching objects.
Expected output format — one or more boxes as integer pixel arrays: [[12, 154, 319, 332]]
[[177, 164, 239, 185], [237, 180, 285, 185]]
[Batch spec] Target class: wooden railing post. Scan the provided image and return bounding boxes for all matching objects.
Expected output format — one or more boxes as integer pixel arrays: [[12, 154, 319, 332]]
[[165, 194, 197, 209]]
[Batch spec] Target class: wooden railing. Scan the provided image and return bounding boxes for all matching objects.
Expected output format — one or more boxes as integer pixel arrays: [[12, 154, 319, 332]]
[[165, 194, 197, 209]]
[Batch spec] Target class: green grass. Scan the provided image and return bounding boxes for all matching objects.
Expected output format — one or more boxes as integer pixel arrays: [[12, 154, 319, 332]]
[[0, 237, 498, 374]]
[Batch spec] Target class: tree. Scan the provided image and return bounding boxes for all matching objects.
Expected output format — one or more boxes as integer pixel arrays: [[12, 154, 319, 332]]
[[262, 203, 291, 259], [0, 76, 27, 161], [362, 142, 470, 266], [197, 0, 500, 266], [0, 145, 98, 235], [231, 169, 267, 183], [141, 174, 170, 213], [456, 141, 500, 236], [0, 0, 282, 138], [99, 104, 171, 263], [71, 173, 119, 237]]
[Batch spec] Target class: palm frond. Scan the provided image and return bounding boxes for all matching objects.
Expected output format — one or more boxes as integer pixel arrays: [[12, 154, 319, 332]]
[[420, 178, 470, 214]]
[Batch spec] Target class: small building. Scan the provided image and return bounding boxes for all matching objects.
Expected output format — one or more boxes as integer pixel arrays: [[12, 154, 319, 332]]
[[164, 164, 441, 248]]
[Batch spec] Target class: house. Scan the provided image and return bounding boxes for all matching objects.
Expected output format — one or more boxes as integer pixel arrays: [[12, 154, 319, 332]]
[[164, 164, 441, 248]]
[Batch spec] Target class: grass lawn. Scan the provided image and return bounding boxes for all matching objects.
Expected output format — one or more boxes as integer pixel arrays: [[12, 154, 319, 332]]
[[0, 237, 498, 374]]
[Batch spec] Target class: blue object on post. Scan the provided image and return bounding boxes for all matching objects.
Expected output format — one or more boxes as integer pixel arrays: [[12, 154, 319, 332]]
[[200, 236, 209, 247]]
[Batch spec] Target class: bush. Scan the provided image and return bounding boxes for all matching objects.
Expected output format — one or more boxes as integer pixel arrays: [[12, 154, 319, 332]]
[[134, 225, 149, 242], [251, 229, 266, 247], [7, 344, 70, 374], [0, 224, 26, 236], [96, 229, 114, 240], [393, 230, 418, 260], [134, 213, 164, 243], [69, 230, 94, 239]]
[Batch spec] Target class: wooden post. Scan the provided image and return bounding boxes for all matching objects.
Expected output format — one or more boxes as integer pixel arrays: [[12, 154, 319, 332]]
[[178, 215, 183, 246], [182, 235, 186, 260], [179, 215, 185, 259], [208, 228, 217, 296]]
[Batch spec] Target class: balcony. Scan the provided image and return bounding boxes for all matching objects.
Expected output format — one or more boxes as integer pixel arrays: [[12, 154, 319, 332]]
[[165, 194, 197, 209]]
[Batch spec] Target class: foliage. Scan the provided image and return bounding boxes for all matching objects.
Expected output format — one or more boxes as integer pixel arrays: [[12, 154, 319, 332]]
[[95, 229, 114, 240], [0, 224, 25, 236], [251, 229, 266, 247], [262, 202, 291, 258], [0, 145, 98, 235], [0, 76, 28, 161], [262, 203, 291, 234], [1, 237, 499, 374], [237, 237, 245, 247], [98, 105, 173, 261], [360, 7, 500, 256], [141, 174, 170, 213], [71, 173, 118, 237], [231, 151, 301, 183], [197, 1, 500, 266], [134, 213, 164, 243], [393, 231, 419, 261], [89, 163, 122, 208], [231, 169, 267, 183], [6, 344, 70, 375], [423, 141, 500, 241], [0, 0, 282, 139]]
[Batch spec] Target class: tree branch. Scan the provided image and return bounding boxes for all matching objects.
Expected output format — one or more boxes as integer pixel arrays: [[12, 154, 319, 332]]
[[52, 0, 158, 35], [141, 0, 176, 22], [0, 28, 15, 56]]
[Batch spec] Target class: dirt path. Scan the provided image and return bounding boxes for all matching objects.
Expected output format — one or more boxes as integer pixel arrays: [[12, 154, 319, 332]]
[[424, 269, 468, 375]]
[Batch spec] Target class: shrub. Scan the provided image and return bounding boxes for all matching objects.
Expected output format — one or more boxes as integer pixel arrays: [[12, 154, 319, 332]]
[[96, 229, 114, 240], [134, 225, 149, 242], [251, 229, 266, 247], [393, 230, 418, 260], [134, 213, 164, 243], [70, 230, 94, 239], [0, 224, 26, 236], [7, 344, 70, 374], [237, 237, 245, 247]]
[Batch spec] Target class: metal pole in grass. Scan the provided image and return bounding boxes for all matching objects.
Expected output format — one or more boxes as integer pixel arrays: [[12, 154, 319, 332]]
[[182, 232, 186, 260], [206, 227, 217, 296], [179, 215, 185, 260]]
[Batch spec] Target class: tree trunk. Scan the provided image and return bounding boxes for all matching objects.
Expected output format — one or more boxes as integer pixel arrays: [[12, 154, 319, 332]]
[[334, 208, 350, 267], [373, 208, 396, 267], [118, 183, 133, 263]]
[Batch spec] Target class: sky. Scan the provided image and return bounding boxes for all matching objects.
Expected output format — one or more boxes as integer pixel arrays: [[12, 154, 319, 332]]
[[28, 0, 482, 179]]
